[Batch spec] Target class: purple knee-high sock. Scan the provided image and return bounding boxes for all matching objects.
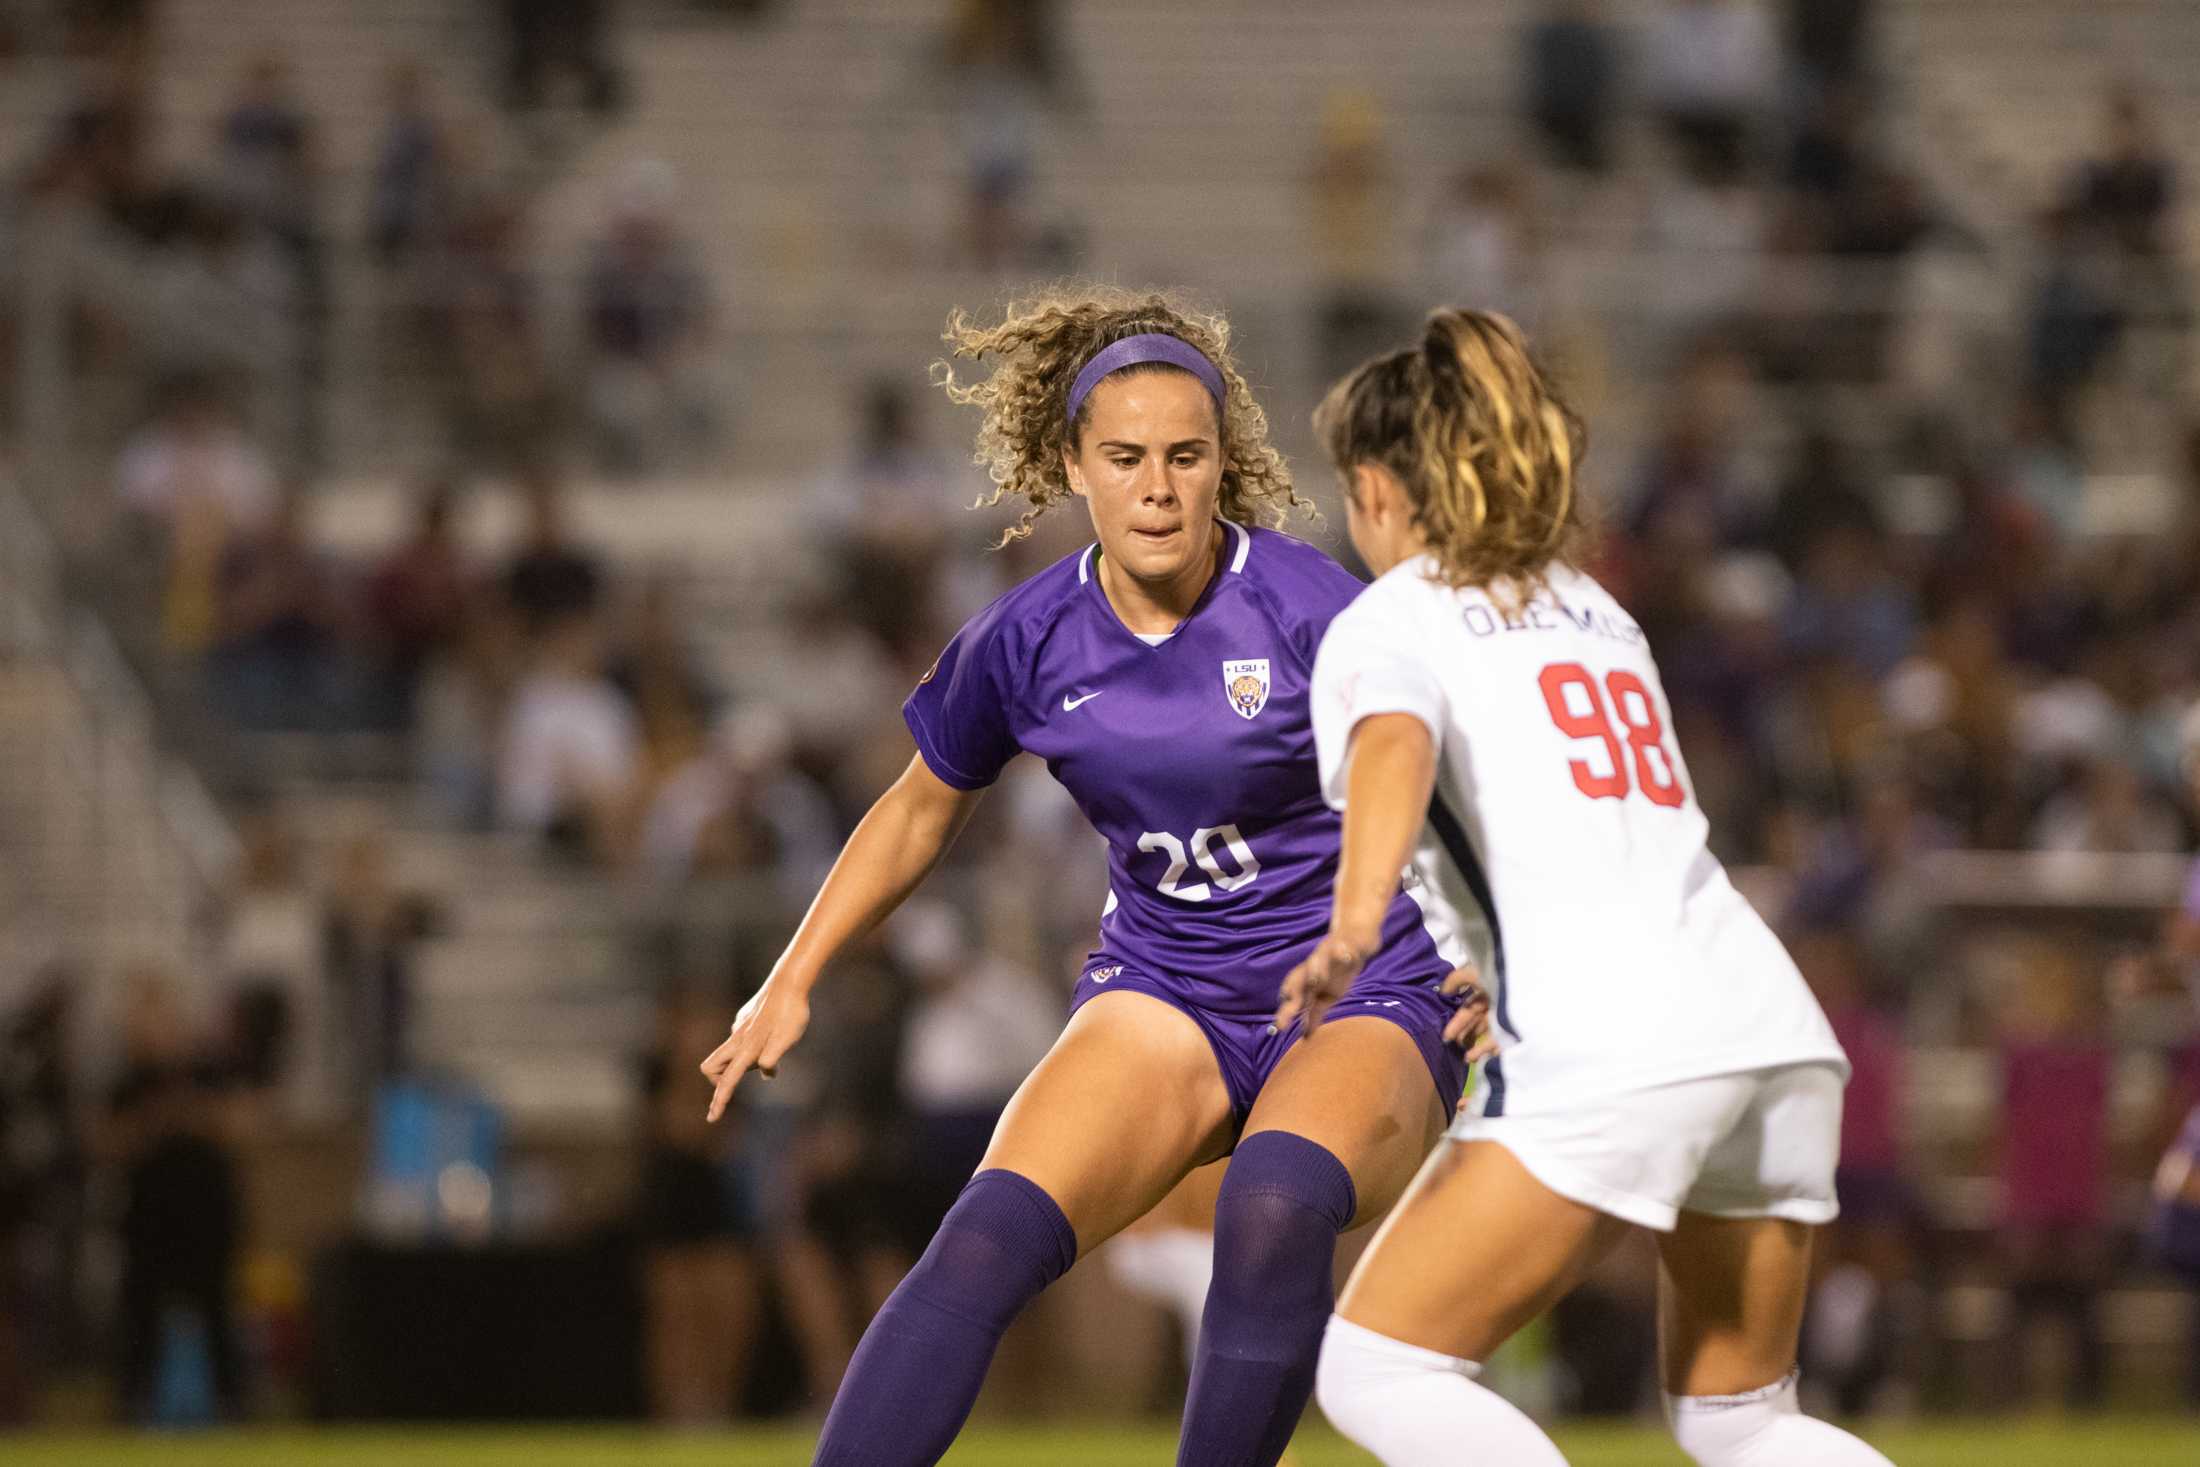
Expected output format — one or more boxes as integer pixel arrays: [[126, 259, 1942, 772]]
[[812, 1168, 1077, 1467], [1177, 1131, 1358, 1467]]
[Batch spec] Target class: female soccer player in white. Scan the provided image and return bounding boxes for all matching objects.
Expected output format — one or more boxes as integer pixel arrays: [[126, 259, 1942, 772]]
[[1279, 308, 1896, 1467]]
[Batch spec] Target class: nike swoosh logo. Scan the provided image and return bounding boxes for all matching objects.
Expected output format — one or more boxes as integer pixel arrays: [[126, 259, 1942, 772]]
[[1062, 691, 1104, 711]]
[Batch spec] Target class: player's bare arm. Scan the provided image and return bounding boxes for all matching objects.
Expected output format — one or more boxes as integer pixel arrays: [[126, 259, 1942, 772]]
[[702, 752, 983, 1120], [1278, 713, 1441, 1036]]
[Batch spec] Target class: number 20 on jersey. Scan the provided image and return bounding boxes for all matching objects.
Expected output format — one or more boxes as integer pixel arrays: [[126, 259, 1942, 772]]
[[1538, 662, 1685, 807]]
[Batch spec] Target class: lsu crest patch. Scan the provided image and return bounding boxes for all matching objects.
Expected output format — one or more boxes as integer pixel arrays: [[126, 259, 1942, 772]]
[[1223, 658, 1271, 719]]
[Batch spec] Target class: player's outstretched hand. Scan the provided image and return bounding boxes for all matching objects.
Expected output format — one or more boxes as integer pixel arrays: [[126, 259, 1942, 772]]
[[1440, 965, 1498, 1062], [701, 982, 811, 1122], [1276, 934, 1369, 1037]]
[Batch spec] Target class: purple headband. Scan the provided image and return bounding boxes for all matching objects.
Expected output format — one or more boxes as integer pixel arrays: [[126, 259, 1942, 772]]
[[1065, 333, 1227, 428]]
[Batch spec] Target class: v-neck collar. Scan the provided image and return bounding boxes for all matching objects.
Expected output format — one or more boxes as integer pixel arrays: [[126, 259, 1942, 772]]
[[1078, 520, 1250, 650]]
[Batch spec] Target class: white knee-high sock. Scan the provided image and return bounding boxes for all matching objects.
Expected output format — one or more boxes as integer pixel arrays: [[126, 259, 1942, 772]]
[[1667, 1371, 1896, 1466], [1315, 1315, 1569, 1466]]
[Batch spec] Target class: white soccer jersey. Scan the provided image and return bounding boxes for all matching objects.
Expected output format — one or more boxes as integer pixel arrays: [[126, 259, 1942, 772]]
[[1311, 557, 1847, 1120]]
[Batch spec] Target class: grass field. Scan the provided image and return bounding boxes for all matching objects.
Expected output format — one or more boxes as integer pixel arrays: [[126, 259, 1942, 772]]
[[5, 1420, 2195, 1465]]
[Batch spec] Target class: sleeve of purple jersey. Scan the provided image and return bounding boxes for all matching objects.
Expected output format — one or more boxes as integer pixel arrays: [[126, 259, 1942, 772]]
[[903, 617, 1019, 790], [1281, 545, 1373, 671]]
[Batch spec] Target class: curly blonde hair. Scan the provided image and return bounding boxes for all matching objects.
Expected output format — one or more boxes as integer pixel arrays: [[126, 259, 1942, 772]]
[[1316, 307, 1590, 604], [935, 285, 1305, 542]]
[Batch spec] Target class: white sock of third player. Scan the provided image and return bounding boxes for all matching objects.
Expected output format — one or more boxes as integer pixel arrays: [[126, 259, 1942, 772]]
[[1666, 1371, 1897, 1466], [1315, 1315, 1569, 1466]]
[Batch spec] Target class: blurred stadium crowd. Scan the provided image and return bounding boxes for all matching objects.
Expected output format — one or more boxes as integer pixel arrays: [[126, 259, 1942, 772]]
[[1, 0, 2198, 1437]]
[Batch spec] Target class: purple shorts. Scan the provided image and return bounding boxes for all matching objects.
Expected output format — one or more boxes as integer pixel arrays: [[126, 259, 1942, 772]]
[[1070, 956, 1468, 1125]]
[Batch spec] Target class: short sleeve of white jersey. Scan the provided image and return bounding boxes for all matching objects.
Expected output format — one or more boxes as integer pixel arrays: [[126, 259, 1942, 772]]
[[1310, 587, 1448, 812]]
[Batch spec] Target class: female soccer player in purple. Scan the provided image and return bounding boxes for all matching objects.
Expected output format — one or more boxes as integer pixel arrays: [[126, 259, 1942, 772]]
[[699, 288, 1481, 1466]]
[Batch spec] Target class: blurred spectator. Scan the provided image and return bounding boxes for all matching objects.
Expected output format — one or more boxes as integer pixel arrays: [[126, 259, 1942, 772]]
[[414, 598, 527, 828], [1779, 517, 1916, 681], [503, 0, 620, 112], [365, 61, 449, 265], [1643, 0, 1777, 180], [607, 575, 719, 821], [1919, 437, 2052, 618], [1796, 928, 1918, 1416], [114, 379, 281, 657], [1549, 1234, 1658, 1414], [2026, 205, 2124, 421], [1523, 1, 1620, 175], [1654, 552, 1792, 849], [24, 41, 153, 220], [433, 191, 555, 471], [639, 707, 840, 896], [1785, 80, 1866, 205], [1621, 335, 1761, 559], [208, 486, 352, 731], [2155, 1098, 2200, 1406], [1997, 941, 2111, 1410], [888, 902, 1056, 1239], [2071, 85, 2175, 259], [762, 949, 908, 1404], [501, 467, 604, 635], [1778, 78, 1934, 307], [116, 378, 278, 540], [2126, 710, 2200, 1401], [815, 381, 972, 657], [1894, 598, 2026, 844], [767, 587, 910, 798], [1106, 1167, 1223, 1375], [1424, 163, 1545, 334], [214, 53, 313, 244], [496, 612, 639, 861], [633, 993, 761, 1424], [941, 0, 1064, 268], [638, 733, 763, 889], [582, 160, 716, 475], [2001, 391, 2089, 548], [1822, 161, 1933, 266], [943, 0, 1073, 92], [1785, 774, 1952, 972], [321, 832, 441, 1102], [99, 968, 243, 1423], [1765, 425, 1876, 574], [219, 807, 328, 1116], [814, 380, 953, 538], [364, 479, 473, 727], [215, 51, 325, 452], [1309, 88, 1401, 379], [0, 971, 87, 1423], [1647, 153, 1768, 335], [1784, 0, 1873, 91], [608, 575, 714, 735], [2029, 751, 2182, 854]]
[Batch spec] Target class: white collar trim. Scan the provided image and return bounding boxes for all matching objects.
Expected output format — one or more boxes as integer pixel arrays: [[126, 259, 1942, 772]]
[[1080, 521, 1246, 583]]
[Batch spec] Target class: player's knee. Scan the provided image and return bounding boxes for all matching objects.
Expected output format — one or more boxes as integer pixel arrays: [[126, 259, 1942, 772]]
[[903, 1169, 1078, 1325], [1667, 1372, 1896, 1467], [1318, 1315, 1550, 1459], [1313, 1315, 1414, 1431], [1207, 1132, 1356, 1313]]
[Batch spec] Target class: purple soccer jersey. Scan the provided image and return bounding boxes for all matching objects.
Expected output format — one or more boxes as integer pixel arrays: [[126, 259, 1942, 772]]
[[905, 521, 1454, 1022]]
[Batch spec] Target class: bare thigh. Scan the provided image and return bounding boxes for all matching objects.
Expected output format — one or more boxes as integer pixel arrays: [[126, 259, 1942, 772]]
[[1656, 1213, 1815, 1397], [1334, 1138, 1630, 1362], [979, 990, 1237, 1254], [1239, 1016, 1447, 1228], [1125, 1159, 1228, 1238]]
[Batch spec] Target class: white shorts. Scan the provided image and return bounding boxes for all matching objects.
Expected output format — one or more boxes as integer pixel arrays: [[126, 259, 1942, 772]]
[[1447, 1062, 1845, 1233]]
